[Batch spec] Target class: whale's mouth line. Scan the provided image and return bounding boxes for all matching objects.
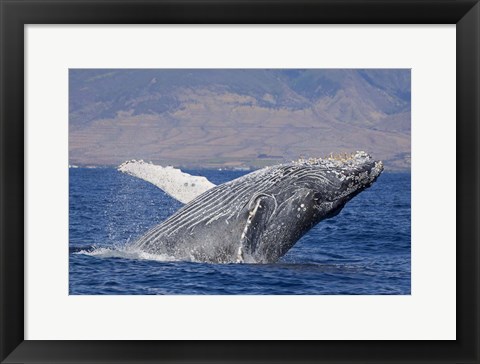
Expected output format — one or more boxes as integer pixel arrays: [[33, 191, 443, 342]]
[[323, 164, 383, 203]]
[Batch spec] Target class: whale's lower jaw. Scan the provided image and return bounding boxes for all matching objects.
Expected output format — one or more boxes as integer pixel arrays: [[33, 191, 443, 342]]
[[132, 151, 383, 264]]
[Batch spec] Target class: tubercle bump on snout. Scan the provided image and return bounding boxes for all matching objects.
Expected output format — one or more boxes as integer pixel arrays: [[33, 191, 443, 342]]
[[294, 150, 371, 165]]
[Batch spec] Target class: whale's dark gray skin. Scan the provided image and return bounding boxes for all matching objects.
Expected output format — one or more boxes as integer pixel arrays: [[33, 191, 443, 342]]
[[132, 151, 383, 263]]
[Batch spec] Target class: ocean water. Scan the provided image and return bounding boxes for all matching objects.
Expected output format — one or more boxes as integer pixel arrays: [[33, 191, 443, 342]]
[[69, 168, 410, 295]]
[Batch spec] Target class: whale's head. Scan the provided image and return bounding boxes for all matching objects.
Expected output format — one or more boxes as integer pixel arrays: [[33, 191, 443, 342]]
[[243, 151, 383, 262]]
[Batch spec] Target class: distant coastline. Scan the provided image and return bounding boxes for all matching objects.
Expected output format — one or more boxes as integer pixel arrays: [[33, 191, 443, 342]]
[[68, 158, 410, 172]]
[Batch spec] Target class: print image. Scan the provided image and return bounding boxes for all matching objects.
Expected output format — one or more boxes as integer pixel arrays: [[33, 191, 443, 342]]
[[69, 69, 411, 295]]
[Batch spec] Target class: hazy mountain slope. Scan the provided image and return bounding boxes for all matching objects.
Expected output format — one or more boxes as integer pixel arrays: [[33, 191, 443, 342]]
[[69, 69, 410, 170]]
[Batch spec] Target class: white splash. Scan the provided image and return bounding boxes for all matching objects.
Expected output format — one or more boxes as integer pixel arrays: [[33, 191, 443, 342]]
[[118, 160, 216, 204], [75, 246, 177, 262]]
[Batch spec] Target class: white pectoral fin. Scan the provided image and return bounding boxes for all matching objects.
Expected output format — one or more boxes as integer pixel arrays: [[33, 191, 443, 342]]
[[117, 160, 216, 204]]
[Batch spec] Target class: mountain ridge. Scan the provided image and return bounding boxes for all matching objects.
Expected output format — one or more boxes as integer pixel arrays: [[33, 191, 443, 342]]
[[69, 69, 411, 170]]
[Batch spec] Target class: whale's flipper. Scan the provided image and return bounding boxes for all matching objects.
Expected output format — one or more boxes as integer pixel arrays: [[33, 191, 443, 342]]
[[118, 160, 216, 204], [237, 194, 277, 262]]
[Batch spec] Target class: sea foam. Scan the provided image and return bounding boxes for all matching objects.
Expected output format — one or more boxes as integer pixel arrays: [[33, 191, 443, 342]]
[[75, 245, 178, 262]]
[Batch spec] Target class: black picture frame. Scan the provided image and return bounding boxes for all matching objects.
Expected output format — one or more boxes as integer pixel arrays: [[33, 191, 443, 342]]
[[1, 1, 479, 363]]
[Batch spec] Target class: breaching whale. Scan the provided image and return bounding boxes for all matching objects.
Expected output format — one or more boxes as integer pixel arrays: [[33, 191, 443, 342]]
[[119, 151, 383, 263]]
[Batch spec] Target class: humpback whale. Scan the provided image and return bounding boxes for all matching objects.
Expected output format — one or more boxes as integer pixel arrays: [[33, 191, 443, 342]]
[[120, 151, 383, 263]]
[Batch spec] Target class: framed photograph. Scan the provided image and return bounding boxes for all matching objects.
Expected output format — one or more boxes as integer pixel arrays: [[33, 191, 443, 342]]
[[1, 1, 478, 363]]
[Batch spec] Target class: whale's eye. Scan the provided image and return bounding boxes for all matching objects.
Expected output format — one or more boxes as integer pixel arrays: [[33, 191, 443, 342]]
[[313, 192, 323, 204]]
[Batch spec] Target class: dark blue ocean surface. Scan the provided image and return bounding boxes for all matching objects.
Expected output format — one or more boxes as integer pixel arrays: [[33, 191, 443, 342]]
[[69, 168, 410, 295]]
